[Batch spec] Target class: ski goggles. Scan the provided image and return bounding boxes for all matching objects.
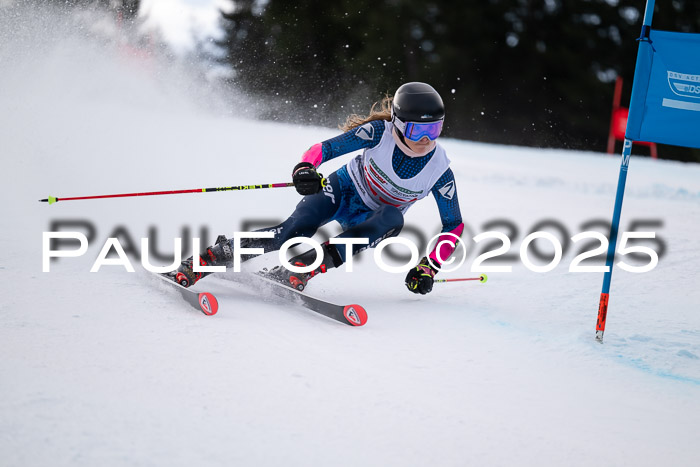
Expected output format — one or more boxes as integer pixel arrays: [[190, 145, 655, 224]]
[[393, 116, 444, 142]]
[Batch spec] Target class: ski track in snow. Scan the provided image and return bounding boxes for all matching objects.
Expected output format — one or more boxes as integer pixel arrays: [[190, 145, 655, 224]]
[[1, 6, 700, 467]]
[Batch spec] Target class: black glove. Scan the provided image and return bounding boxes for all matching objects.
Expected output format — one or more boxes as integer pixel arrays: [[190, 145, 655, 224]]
[[292, 162, 324, 195], [405, 257, 439, 295]]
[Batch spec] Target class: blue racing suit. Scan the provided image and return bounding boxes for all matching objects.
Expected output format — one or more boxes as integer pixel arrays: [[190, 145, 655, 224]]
[[241, 119, 463, 265]]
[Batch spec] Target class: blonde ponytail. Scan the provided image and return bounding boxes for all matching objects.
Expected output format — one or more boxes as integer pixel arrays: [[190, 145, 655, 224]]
[[339, 95, 393, 132]]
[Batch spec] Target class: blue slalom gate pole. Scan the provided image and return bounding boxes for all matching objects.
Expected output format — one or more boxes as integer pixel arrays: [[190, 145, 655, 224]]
[[595, 0, 656, 343], [596, 140, 633, 342]]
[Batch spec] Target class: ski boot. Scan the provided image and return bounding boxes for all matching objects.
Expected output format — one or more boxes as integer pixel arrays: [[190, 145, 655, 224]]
[[262, 241, 343, 291], [170, 235, 233, 288]]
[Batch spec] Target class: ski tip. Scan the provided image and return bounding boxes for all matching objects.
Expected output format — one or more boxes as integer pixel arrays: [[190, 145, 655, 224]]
[[198, 292, 218, 316], [479, 273, 488, 283], [39, 196, 58, 204], [343, 304, 367, 326]]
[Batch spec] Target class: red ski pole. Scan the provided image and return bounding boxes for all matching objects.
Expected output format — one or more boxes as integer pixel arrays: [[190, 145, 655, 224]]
[[434, 274, 488, 284], [39, 182, 295, 205]]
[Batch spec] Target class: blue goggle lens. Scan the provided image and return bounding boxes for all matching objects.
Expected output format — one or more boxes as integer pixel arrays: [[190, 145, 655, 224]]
[[403, 120, 443, 142]]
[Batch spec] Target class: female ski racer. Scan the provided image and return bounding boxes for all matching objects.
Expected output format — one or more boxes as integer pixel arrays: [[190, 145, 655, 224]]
[[171, 82, 464, 295]]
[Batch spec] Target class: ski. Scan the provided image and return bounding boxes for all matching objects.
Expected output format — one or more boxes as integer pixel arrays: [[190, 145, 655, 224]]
[[152, 273, 218, 316], [149, 271, 364, 325], [251, 274, 368, 326]]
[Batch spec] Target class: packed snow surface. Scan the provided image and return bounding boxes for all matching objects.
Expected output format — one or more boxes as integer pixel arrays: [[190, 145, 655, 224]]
[[1, 5, 699, 467]]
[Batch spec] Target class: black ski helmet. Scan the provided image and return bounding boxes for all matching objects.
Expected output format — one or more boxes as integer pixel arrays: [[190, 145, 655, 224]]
[[391, 82, 445, 123]]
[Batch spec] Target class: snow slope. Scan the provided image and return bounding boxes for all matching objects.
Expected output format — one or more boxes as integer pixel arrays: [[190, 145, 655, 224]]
[[1, 6, 700, 467]]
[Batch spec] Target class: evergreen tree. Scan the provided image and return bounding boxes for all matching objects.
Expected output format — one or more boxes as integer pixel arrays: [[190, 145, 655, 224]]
[[216, 0, 699, 161]]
